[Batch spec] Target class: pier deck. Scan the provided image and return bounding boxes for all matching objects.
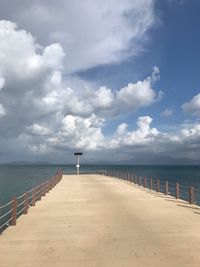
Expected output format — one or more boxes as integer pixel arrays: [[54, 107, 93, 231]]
[[1, 174, 200, 266]]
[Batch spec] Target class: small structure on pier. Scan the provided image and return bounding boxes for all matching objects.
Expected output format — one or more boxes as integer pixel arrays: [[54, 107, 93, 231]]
[[74, 152, 82, 175]]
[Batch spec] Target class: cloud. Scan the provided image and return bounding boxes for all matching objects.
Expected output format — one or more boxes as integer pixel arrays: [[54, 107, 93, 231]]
[[0, 0, 164, 162], [28, 143, 51, 154], [0, 20, 65, 137], [182, 93, 200, 115], [93, 86, 114, 109], [49, 113, 105, 150], [0, 77, 5, 90], [26, 115, 162, 157], [0, 20, 64, 82], [161, 108, 173, 117], [116, 66, 161, 112], [0, 103, 6, 117], [0, 19, 161, 148], [27, 124, 51, 136], [111, 116, 160, 147], [0, 0, 157, 73], [0, 20, 167, 162], [0, 7, 198, 163], [181, 123, 200, 138], [36, 67, 161, 120]]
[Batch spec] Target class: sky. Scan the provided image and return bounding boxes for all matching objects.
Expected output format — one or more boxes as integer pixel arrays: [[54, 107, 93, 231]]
[[0, 0, 200, 164]]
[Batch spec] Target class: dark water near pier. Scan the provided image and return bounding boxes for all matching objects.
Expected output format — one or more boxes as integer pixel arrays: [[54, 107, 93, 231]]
[[0, 164, 200, 204]]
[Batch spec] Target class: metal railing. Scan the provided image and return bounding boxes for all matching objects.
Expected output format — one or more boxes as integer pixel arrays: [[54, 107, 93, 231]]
[[0, 170, 63, 234], [97, 170, 198, 206]]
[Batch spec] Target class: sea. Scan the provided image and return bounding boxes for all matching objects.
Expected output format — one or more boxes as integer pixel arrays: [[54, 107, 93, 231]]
[[1, 164, 200, 205]]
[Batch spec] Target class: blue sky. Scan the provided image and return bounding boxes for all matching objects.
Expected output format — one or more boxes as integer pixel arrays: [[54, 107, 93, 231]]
[[0, 0, 200, 164], [80, 0, 200, 127]]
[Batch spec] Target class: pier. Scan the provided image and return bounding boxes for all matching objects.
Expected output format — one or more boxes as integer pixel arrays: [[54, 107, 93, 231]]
[[1, 173, 200, 266]]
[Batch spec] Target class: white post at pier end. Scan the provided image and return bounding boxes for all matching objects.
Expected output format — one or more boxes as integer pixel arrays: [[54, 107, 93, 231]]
[[74, 152, 82, 175]]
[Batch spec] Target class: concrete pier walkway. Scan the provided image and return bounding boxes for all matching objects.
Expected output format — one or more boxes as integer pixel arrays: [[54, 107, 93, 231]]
[[1, 174, 200, 266]]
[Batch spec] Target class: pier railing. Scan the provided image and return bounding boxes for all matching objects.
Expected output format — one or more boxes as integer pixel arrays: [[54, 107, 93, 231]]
[[0, 170, 63, 234], [97, 170, 200, 206]]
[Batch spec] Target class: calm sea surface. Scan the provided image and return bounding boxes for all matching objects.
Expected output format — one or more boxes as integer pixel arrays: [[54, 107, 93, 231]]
[[0, 164, 200, 204]]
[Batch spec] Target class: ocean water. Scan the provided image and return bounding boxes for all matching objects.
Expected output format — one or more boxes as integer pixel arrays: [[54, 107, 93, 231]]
[[0, 164, 200, 204]]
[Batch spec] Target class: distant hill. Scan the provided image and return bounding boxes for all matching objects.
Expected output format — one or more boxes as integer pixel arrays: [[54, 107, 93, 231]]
[[115, 154, 200, 166], [1, 155, 199, 166], [0, 161, 53, 165]]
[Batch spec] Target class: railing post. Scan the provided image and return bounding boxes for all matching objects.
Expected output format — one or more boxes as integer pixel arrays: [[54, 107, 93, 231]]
[[23, 192, 29, 214], [176, 183, 180, 199], [165, 181, 168, 195], [52, 177, 55, 188], [49, 180, 52, 191], [135, 176, 138, 184], [48, 180, 51, 192], [156, 180, 160, 192], [189, 186, 194, 204], [10, 197, 17, 226], [38, 185, 42, 200], [52, 177, 55, 187], [45, 181, 49, 194], [134, 175, 136, 184], [32, 188, 36, 206], [144, 177, 146, 188], [41, 183, 45, 198], [42, 182, 47, 197], [46, 180, 49, 193], [150, 178, 153, 190]]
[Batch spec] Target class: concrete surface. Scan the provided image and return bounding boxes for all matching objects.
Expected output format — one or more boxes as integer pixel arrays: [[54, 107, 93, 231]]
[[0, 174, 200, 266]]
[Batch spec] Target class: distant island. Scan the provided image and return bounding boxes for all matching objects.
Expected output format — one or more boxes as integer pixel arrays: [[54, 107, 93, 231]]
[[0, 154, 200, 166], [0, 161, 54, 165]]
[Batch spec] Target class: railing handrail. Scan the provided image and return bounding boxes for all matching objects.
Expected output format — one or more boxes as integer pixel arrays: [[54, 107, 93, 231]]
[[0, 170, 63, 234], [97, 169, 198, 206]]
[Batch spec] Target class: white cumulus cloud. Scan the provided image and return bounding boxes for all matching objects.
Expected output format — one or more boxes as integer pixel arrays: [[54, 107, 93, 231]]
[[1, 0, 157, 73], [182, 93, 200, 115], [27, 124, 51, 136], [111, 116, 160, 147], [58, 114, 105, 150], [0, 77, 5, 90], [161, 108, 173, 117], [0, 19, 164, 160], [0, 103, 6, 117], [0, 20, 64, 82], [116, 66, 161, 112]]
